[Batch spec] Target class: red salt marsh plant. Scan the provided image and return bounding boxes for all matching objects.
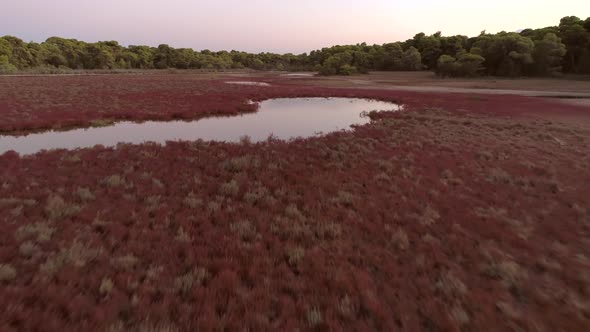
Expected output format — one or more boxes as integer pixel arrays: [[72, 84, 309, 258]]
[[1, 74, 586, 134], [0, 76, 589, 331]]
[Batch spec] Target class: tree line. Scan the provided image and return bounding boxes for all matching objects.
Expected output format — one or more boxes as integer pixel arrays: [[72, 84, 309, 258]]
[[1, 16, 589, 77]]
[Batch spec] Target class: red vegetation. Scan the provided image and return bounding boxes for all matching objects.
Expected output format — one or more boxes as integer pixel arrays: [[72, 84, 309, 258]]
[[0, 75, 589, 331], [0, 74, 585, 133]]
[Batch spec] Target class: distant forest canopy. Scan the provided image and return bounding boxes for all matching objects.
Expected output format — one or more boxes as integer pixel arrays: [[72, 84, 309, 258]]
[[1, 16, 590, 77]]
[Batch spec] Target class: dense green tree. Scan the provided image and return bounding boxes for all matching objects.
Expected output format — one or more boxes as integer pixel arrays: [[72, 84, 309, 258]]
[[0, 16, 589, 76], [559, 16, 590, 72], [474, 32, 534, 76], [374, 43, 403, 70], [42, 43, 68, 67], [456, 52, 485, 76], [0, 55, 17, 72], [436, 55, 458, 77], [1, 36, 35, 69], [44, 37, 85, 69], [153, 44, 173, 69], [319, 52, 355, 75], [415, 34, 442, 69], [124, 46, 155, 69], [401, 47, 422, 70], [436, 51, 485, 77], [532, 33, 566, 75], [520, 26, 560, 41], [0, 38, 11, 57], [82, 43, 115, 69]]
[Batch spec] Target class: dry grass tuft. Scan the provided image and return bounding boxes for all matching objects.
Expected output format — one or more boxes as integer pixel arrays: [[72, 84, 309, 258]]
[[307, 307, 323, 327], [103, 174, 125, 188], [244, 184, 269, 205], [183, 192, 202, 209], [419, 206, 440, 225], [450, 305, 470, 326], [45, 194, 81, 220], [392, 228, 410, 250], [285, 204, 305, 220], [222, 155, 260, 173], [0, 264, 17, 282], [16, 222, 55, 242], [207, 200, 221, 213], [75, 187, 95, 202], [174, 268, 209, 296], [436, 271, 468, 296], [107, 321, 179, 332], [175, 227, 191, 243], [40, 241, 101, 277], [315, 222, 342, 240], [0, 197, 37, 208], [287, 247, 305, 266], [333, 191, 355, 207], [19, 241, 39, 258], [495, 301, 521, 320], [111, 254, 139, 271], [481, 260, 527, 288], [100, 277, 114, 296], [230, 220, 258, 242], [337, 295, 354, 318], [219, 180, 240, 197]]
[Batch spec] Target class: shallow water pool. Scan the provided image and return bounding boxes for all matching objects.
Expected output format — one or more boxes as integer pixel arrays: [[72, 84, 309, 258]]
[[225, 81, 271, 86], [0, 98, 400, 155]]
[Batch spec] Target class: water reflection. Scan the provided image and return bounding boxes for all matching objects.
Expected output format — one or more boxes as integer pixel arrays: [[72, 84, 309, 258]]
[[225, 81, 271, 86], [0, 98, 400, 155]]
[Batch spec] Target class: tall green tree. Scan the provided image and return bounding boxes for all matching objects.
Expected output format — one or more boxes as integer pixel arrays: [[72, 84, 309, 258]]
[[0, 36, 35, 69], [44, 37, 85, 69], [532, 33, 566, 75], [401, 47, 422, 71], [559, 16, 590, 73], [83, 43, 115, 69], [474, 32, 534, 76]]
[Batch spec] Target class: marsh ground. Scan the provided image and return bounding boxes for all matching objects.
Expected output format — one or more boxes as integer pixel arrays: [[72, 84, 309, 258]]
[[0, 72, 589, 331]]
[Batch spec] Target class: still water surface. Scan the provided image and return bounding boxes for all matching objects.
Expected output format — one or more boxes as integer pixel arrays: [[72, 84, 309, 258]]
[[0, 98, 400, 155]]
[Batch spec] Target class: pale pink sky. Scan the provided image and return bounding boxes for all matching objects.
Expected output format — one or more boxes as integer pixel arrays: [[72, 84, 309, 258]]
[[1, 0, 589, 53]]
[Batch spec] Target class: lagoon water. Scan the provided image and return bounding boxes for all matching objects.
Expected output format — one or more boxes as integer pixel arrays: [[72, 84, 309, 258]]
[[225, 81, 271, 86], [0, 98, 400, 155]]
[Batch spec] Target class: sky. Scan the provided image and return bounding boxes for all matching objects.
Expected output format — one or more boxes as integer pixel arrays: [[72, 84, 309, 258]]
[[2, 0, 589, 54]]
